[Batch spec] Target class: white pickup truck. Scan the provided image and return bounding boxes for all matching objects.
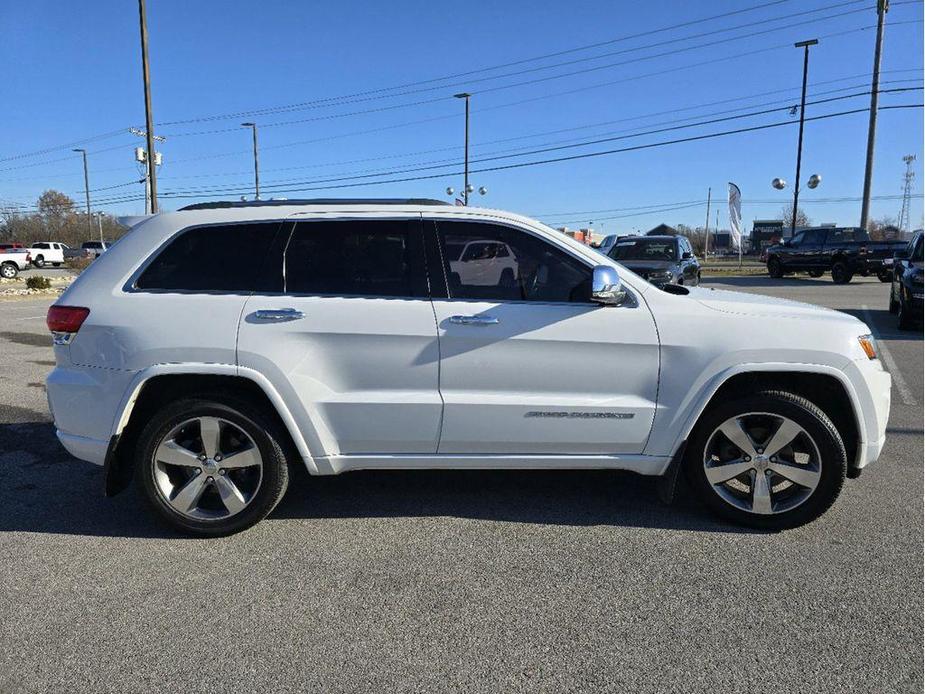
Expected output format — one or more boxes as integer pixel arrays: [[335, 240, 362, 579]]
[[0, 248, 32, 278], [26, 241, 67, 268]]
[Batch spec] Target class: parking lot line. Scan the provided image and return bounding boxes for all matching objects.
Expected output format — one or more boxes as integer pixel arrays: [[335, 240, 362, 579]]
[[862, 305, 916, 406]]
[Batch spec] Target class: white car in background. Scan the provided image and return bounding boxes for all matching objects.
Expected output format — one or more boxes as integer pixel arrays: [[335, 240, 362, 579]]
[[45, 199, 891, 536], [447, 239, 518, 287], [1, 248, 32, 278], [27, 241, 67, 268]]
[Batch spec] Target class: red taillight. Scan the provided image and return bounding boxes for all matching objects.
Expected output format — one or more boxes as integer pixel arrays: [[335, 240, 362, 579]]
[[46, 306, 90, 333]]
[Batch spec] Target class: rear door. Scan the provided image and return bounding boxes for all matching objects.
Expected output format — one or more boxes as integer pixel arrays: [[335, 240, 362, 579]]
[[428, 217, 659, 455], [237, 214, 442, 458]]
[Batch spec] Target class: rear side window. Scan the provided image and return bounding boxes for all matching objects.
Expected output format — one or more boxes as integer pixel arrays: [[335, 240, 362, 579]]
[[285, 219, 428, 297], [825, 228, 860, 244], [136, 222, 281, 292]]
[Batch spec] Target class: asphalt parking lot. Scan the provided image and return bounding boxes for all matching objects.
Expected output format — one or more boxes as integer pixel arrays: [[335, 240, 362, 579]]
[[0, 276, 921, 693]]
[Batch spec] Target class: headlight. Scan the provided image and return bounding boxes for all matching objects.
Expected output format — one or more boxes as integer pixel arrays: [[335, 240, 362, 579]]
[[858, 334, 878, 360], [648, 271, 672, 283]]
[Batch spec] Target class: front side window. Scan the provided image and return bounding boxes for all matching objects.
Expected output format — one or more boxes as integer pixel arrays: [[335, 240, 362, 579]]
[[285, 219, 427, 297], [136, 222, 281, 292], [436, 220, 591, 302], [611, 238, 678, 262]]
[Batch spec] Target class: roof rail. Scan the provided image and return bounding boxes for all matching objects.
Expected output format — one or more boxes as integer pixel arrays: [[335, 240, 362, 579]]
[[178, 198, 451, 211]]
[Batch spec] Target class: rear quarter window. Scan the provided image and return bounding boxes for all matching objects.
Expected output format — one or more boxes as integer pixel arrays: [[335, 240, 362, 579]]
[[135, 222, 283, 293]]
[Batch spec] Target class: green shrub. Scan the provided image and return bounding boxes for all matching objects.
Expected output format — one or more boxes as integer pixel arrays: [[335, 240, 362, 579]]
[[26, 275, 52, 290]]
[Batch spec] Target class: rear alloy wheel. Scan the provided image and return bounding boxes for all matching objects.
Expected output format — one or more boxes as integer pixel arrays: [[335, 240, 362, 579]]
[[33, 255, 44, 268], [767, 258, 783, 278], [831, 261, 853, 284], [136, 397, 290, 536], [0, 262, 17, 279], [685, 391, 845, 530]]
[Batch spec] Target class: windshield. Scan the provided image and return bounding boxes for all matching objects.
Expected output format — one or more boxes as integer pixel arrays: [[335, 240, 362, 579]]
[[611, 238, 677, 262]]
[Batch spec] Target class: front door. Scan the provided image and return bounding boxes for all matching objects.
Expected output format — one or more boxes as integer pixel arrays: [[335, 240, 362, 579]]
[[428, 218, 660, 455], [237, 215, 442, 458]]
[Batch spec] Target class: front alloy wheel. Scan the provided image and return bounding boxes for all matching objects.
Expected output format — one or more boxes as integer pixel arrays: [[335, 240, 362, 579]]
[[703, 413, 821, 515], [685, 391, 846, 529]]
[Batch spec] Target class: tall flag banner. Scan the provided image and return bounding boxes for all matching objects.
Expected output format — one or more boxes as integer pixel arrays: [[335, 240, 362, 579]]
[[728, 182, 743, 252]]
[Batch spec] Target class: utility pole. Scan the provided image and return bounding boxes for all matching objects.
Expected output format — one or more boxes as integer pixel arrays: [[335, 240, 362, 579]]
[[241, 122, 260, 199], [138, 0, 159, 212], [454, 93, 471, 205], [860, 0, 889, 231], [703, 186, 712, 256], [792, 38, 819, 235], [72, 148, 92, 237]]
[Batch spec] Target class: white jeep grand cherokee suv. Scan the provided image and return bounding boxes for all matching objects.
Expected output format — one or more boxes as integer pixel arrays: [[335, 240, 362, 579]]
[[45, 199, 891, 536]]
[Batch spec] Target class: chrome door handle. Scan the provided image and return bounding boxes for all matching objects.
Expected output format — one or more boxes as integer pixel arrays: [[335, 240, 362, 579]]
[[254, 308, 304, 321], [449, 314, 499, 325]]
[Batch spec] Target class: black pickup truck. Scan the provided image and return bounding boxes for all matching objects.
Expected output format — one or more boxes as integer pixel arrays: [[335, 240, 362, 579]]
[[765, 226, 907, 284]]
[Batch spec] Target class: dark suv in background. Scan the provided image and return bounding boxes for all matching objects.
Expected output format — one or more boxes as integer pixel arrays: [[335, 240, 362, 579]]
[[765, 226, 906, 284], [607, 235, 700, 288], [889, 230, 923, 330]]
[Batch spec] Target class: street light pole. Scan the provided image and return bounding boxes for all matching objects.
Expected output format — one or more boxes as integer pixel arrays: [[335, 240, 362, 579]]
[[860, 0, 889, 231], [241, 123, 260, 199], [791, 39, 818, 234], [138, 0, 159, 213], [73, 148, 92, 237], [454, 93, 471, 205]]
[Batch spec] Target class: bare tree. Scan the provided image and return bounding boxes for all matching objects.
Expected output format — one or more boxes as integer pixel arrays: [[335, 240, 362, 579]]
[[779, 205, 811, 230], [867, 215, 900, 241]]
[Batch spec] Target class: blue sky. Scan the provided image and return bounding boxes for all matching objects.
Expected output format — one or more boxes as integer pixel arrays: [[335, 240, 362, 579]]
[[1, 0, 922, 233]]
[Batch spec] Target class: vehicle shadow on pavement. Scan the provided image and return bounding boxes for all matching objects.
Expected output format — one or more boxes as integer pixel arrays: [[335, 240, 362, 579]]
[[0, 421, 758, 537]]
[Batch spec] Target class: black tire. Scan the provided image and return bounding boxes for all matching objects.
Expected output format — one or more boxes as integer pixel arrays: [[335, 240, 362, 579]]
[[33, 255, 44, 268], [767, 257, 784, 278], [684, 390, 846, 530], [897, 289, 915, 330], [0, 262, 17, 279], [135, 395, 290, 536], [877, 271, 892, 283], [888, 285, 899, 314], [52, 262, 61, 268], [831, 261, 853, 284], [808, 269, 824, 278]]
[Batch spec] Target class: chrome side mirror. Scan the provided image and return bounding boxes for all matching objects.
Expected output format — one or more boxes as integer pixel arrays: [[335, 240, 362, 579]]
[[591, 265, 626, 306]]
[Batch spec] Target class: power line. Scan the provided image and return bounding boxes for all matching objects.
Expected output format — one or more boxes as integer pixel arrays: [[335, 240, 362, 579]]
[[145, 88, 922, 198], [76, 103, 918, 204], [161, 3, 882, 137], [155, 0, 802, 126]]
